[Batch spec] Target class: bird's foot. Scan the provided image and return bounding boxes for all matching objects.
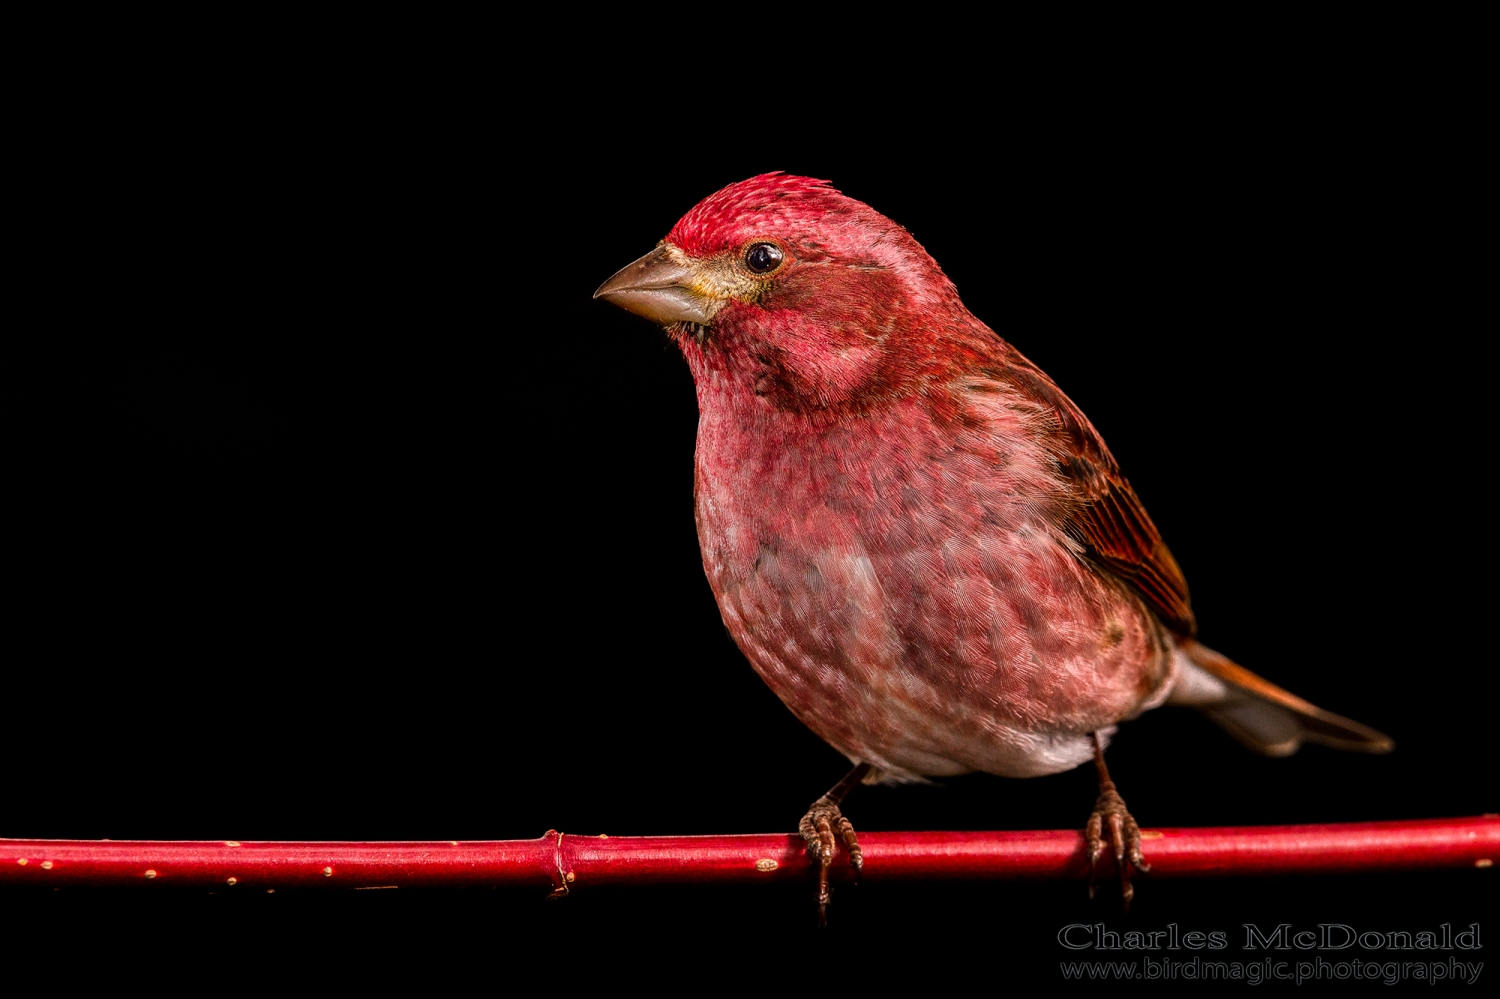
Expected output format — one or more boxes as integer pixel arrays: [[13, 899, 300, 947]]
[[797, 762, 871, 927], [799, 794, 863, 927], [1086, 778, 1151, 912]]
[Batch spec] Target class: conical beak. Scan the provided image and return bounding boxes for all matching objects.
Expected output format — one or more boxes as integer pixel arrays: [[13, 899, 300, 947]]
[[593, 245, 719, 326]]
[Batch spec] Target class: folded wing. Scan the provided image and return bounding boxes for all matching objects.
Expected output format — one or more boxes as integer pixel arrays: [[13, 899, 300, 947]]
[[990, 347, 1197, 636]]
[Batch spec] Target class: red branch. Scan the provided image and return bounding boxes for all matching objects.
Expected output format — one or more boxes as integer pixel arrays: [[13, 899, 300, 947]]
[[2, 817, 1494, 893]]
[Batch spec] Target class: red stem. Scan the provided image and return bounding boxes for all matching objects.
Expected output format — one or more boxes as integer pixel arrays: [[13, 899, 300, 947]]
[[3, 817, 1494, 892]]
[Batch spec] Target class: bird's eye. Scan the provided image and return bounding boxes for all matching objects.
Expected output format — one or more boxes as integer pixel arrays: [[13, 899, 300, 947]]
[[743, 242, 784, 274]]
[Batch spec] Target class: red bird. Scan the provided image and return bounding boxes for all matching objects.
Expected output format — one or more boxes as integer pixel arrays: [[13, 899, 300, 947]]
[[595, 173, 1391, 922]]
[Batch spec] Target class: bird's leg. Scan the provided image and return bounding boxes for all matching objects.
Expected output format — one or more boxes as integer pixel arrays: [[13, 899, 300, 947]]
[[798, 762, 872, 927], [1086, 733, 1151, 912]]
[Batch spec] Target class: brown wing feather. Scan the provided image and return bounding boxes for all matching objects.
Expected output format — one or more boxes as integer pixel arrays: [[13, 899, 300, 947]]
[[998, 348, 1197, 636]]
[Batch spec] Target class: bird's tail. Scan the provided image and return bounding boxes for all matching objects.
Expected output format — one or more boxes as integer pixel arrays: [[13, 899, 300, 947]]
[[1167, 638, 1394, 757]]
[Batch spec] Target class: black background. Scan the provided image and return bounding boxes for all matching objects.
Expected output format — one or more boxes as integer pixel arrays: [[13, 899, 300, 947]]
[[8, 58, 1493, 978]]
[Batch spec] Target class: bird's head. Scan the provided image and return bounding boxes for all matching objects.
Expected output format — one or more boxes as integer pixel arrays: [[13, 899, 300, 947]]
[[595, 173, 976, 416]]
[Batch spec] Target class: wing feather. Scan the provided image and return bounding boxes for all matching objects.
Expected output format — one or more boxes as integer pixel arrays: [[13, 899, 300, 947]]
[[980, 347, 1197, 636]]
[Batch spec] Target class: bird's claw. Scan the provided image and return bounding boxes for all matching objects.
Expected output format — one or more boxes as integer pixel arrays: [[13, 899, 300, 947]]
[[799, 794, 863, 927], [1086, 780, 1150, 912]]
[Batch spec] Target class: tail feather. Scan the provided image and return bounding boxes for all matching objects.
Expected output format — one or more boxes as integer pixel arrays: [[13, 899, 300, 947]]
[[1173, 638, 1394, 757]]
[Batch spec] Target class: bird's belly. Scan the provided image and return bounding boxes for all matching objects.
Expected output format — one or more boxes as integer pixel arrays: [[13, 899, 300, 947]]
[[699, 514, 1173, 780]]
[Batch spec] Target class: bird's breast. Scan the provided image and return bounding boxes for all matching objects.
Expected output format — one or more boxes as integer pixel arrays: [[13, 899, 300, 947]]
[[691, 395, 1173, 778]]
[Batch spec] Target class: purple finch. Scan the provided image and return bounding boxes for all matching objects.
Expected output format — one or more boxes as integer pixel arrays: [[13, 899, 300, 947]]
[[595, 173, 1391, 921]]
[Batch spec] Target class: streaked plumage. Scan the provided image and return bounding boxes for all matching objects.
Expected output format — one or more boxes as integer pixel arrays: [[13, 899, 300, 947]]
[[596, 172, 1390, 913]]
